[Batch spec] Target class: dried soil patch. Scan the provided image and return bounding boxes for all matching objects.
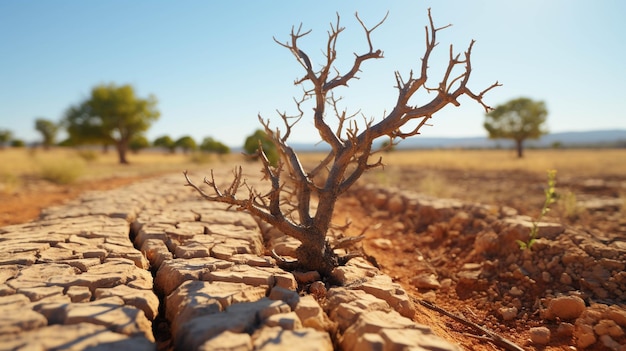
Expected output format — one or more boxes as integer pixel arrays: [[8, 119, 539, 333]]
[[332, 167, 626, 350]]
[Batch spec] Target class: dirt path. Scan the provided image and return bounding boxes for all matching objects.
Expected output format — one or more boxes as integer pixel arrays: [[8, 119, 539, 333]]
[[0, 176, 156, 226]]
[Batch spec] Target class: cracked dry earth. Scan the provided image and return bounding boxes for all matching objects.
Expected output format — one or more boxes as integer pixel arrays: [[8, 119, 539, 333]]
[[0, 168, 456, 351], [1, 165, 626, 350]]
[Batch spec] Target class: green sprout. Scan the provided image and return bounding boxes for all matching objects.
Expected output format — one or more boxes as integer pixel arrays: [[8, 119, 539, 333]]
[[517, 169, 557, 250]]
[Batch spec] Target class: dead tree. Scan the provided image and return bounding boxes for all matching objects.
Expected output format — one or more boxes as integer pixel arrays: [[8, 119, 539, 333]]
[[185, 9, 500, 276]]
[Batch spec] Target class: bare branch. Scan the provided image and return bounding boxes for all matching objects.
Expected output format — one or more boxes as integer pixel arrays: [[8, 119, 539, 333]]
[[355, 11, 388, 53]]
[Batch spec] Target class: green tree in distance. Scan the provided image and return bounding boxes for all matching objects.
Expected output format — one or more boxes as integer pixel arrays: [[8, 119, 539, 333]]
[[63, 83, 160, 164], [243, 129, 278, 166], [484, 97, 548, 158], [63, 101, 110, 151], [200, 137, 230, 155], [175, 136, 197, 154], [129, 134, 150, 153], [11, 139, 25, 147], [34, 118, 59, 150], [0, 129, 12, 149], [153, 135, 175, 153]]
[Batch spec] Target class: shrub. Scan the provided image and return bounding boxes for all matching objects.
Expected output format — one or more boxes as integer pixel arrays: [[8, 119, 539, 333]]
[[76, 149, 99, 162], [38, 158, 85, 184]]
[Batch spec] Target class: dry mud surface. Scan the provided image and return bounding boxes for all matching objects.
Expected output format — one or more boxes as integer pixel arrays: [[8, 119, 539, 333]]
[[0, 169, 626, 350]]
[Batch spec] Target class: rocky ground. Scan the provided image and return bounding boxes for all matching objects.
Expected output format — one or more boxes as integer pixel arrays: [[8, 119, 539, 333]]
[[342, 166, 626, 350], [1, 165, 625, 350]]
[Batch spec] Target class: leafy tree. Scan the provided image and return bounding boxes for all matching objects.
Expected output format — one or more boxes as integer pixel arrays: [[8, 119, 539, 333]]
[[11, 139, 25, 147], [484, 97, 548, 158], [175, 136, 197, 154], [64, 102, 114, 150], [63, 83, 160, 164], [200, 137, 230, 154], [34, 118, 59, 150], [153, 135, 175, 153], [0, 129, 12, 149], [185, 10, 498, 275], [243, 129, 278, 166], [129, 134, 150, 153]]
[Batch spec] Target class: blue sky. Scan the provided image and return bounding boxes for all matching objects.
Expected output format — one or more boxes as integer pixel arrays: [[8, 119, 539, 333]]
[[1, 1, 625, 147]]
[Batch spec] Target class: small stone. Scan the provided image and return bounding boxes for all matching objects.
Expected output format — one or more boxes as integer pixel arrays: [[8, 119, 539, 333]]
[[556, 322, 575, 337], [545, 295, 586, 320], [440, 278, 452, 289], [372, 238, 393, 250], [594, 319, 624, 338], [387, 195, 405, 214], [498, 306, 518, 321], [529, 326, 550, 345], [473, 231, 499, 255], [574, 324, 596, 349], [560, 272, 573, 285], [420, 291, 436, 303], [509, 286, 523, 296], [410, 273, 440, 290]]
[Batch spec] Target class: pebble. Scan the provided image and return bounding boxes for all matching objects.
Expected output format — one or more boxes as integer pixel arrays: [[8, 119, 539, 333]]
[[498, 306, 518, 321], [545, 295, 586, 320], [529, 326, 551, 345]]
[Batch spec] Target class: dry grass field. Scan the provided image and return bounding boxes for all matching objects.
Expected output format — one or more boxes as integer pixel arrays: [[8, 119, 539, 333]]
[[0, 147, 244, 186], [298, 148, 626, 182]]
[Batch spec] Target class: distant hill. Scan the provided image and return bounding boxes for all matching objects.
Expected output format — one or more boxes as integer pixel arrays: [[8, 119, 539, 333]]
[[284, 129, 626, 151], [385, 129, 626, 150]]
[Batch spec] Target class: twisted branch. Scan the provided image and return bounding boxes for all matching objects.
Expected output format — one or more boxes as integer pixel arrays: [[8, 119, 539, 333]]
[[185, 9, 499, 273]]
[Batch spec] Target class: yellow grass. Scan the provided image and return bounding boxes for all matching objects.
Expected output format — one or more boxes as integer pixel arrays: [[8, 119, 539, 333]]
[[299, 148, 626, 177], [0, 147, 246, 187], [1, 147, 623, 191], [390, 149, 626, 177]]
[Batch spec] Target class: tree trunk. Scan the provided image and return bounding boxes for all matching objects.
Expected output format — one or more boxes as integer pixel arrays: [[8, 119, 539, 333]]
[[116, 141, 129, 164], [516, 139, 524, 158], [295, 237, 338, 276]]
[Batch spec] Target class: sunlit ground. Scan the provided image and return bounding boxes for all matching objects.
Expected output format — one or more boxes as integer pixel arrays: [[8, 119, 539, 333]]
[[1, 147, 624, 191]]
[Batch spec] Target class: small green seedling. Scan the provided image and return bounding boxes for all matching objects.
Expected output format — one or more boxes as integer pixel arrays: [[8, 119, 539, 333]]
[[517, 169, 557, 250]]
